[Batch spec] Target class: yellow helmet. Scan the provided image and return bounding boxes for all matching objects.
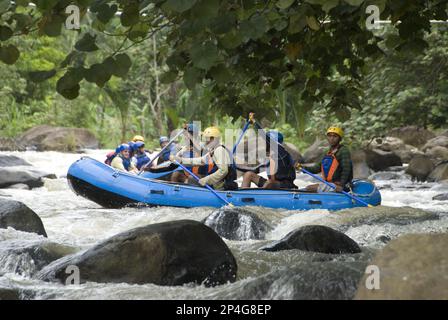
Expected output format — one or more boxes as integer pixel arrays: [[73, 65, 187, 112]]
[[326, 126, 344, 138], [202, 126, 221, 138], [132, 135, 145, 142]]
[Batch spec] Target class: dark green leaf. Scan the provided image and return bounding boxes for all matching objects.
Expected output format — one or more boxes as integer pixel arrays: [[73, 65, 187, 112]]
[[112, 53, 132, 77], [0, 45, 20, 64], [160, 70, 179, 84], [163, 0, 198, 13], [0, 26, 13, 41], [28, 69, 57, 82], [75, 33, 99, 52], [183, 66, 202, 89], [120, 3, 139, 27], [190, 41, 220, 70]]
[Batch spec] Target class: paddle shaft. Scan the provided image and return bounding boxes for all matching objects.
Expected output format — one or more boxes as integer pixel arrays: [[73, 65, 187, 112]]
[[173, 161, 233, 207], [232, 120, 251, 155], [138, 129, 184, 175], [300, 167, 372, 207]]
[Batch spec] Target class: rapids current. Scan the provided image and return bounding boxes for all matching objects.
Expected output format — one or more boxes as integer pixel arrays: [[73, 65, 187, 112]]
[[0, 150, 447, 299]]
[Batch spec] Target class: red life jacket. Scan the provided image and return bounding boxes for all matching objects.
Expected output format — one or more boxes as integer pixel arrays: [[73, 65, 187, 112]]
[[105, 151, 116, 165]]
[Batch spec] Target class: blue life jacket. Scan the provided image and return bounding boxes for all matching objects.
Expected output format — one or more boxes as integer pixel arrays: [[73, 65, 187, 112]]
[[134, 152, 150, 170], [119, 155, 131, 171]]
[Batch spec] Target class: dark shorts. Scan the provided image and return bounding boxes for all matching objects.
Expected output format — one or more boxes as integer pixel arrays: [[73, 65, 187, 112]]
[[257, 177, 297, 189]]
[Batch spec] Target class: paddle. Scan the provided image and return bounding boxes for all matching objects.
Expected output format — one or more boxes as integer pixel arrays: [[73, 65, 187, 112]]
[[173, 160, 233, 207], [232, 119, 251, 155], [299, 167, 373, 207], [138, 129, 184, 175]]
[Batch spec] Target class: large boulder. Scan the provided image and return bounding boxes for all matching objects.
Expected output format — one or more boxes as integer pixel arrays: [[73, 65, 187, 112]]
[[0, 198, 47, 237], [405, 154, 435, 182], [0, 166, 56, 189], [0, 138, 24, 152], [204, 207, 272, 241], [261, 225, 361, 254], [37, 220, 237, 286], [425, 146, 448, 161], [352, 150, 372, 179], [388, 126, 436, 148], [365, 149, 403, 171], [355, 233, 448, 299], [302, 138, 328, 163], [19, 125, 99, 152], [422, 135, 448, 152], [428, 161, 448, 182], [369, 137, 423, 163], [432, 193, 448, 201], [283, 142, 304, 164], [0, 155, 32, 167], [0, 288, 20, 300]]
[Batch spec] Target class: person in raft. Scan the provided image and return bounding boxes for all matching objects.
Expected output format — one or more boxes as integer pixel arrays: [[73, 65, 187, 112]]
[[169, 126, 238, 190], [297, 126, 353, 193], [110, 143, 138, 174]]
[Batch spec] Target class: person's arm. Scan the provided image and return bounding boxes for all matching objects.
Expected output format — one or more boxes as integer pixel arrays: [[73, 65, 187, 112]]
[[303, 161, 321, 174], [199, 146, 229, 186], [337, 147, 352, 186]]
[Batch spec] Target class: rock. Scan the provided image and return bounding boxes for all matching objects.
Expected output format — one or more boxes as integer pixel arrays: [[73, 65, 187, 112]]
[[425, 146, 448, 161], [0, 239, 78, 277], [422, 135, 448, 152], [388, 126, 436, 148], [432, 193, 448, 201], [7, 184, 30, 190], [0, 155, 32, 167], [365, 149, 403, 171], [37, 220, 237, 286], [368, 172, 402, 181], [0, 198, 47, 237], [0, 166, 56, 189], [352, 150, 372, 179], [19, 125, 99, 152], [283, 142, 304, 164], [441, 130, 448, 137], [428, 161, 448, 182], [0, 137, 25, 152], [303, 138, 328, 163], [369, 137, 423, 163], [204, 207, 272, 241], [405, 154, 434, 182], [261, 225, 361, 254], [355, 234, 448, 299], [383, 166, 406, 172], [0, 288, 20, 300]]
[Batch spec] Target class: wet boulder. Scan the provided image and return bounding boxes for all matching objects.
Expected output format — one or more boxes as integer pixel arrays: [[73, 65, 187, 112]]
[[425, 146, 448, 161], [428, 161, 448, 182], [0, 166, 56, 189], [388, 126, 436, 148], [204, 207, 272, 241], [0, 288, 20, 300], [0, 155, 32, 167], [422, 135, 448, 152], [19, 125, 99, 152], [405, 154, 434, 182], [261, 225, 361, 254], [432, 193, 448, 201], [365, 149, 402, 171], [0, 198, 47, 237], [369, 137, 423, 163], [37, 220, 237, 286], [352, 150, 372, 179], [368, 172, 402, 181], [355, 234, 448, 299]]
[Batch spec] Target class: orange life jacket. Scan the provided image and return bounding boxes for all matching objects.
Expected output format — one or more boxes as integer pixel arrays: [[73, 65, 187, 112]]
[[321, 148, 340, 182]]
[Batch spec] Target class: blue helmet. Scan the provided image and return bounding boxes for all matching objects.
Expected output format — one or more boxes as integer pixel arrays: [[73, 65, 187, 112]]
[[115, 143, 130, 153], [159, 136, 169, 145], [133, 141, 145, 150], [267, 131, 284, 144], [186, 123, 198, 133]]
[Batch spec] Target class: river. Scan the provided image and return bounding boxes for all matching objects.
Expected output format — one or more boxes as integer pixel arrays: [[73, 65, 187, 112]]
[[0, 150, 447, 299]]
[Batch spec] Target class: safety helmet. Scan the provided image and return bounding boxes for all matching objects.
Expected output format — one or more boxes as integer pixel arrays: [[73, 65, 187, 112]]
[[267, 130, 284, 144], [326, 126, 344, 138], [133, 141, 145, 151], [132, 135, 144, 142], [202, 126, 221, 138], [159, 136, 169, 144], [115, 143, 130, 153]]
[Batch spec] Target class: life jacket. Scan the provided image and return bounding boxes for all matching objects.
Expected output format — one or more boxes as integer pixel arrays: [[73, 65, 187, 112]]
[[321, 147, 339, 182], [105, 151, 117, 165], [119, 154, 131, 171], [267, 148, 296, 183], [134, 152, 150, 170], [201, 145, 238, 190]]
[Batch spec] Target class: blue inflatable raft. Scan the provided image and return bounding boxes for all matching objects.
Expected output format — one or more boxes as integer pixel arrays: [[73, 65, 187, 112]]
[[67, 157, 381, 210]]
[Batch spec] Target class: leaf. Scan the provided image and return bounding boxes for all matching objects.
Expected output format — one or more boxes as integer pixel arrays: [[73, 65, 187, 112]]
[[0, 26, 13, 41], [160, 70, 179, 84], [183, 66, 202, 89], [84, 63, 112, 87], [285, 42, 302, 61], [276, 0, 296, 9], [288, 11, 307, 34], [75, 33, 99, 52], [120, 3, 139, 27], [0, 45, 20, 64], [112, 53, 132, 77], [344, 0, 364, 6], [306, 16, 320, 31], [97, 4, 118, 24], [209, 64, 231, 84], [211, 13, 236, 34], [220, 29, 243, 49], [35, 0, 59, 11], [191, 0, 220, 19], [40, 14, 64, 37], [190, 41, 220, 70], [28, 69, 57, 82], [163, 0, 198, 13], [56, 69, 83, 100], [322, 0, 340, 13]]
